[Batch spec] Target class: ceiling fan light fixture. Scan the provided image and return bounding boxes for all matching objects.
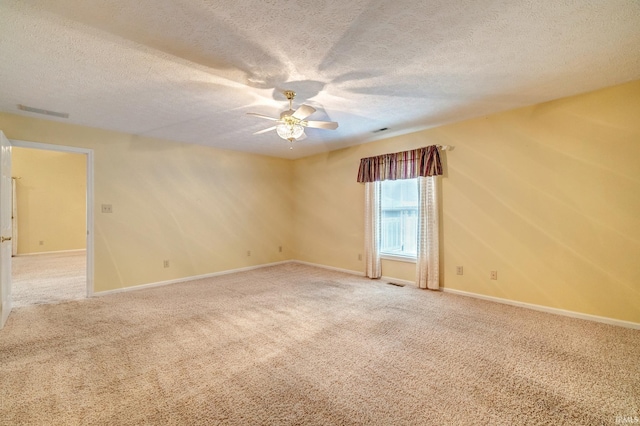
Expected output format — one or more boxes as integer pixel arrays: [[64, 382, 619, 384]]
[[276, 122, 304, 140], [248, 89, 337, 145]]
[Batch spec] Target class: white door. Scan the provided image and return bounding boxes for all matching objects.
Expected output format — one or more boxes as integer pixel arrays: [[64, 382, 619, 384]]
[[0, 131, 12, 329]]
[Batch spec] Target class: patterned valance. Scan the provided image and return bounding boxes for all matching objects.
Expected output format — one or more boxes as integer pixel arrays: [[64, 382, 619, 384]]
[[356, 145, 442, 182]]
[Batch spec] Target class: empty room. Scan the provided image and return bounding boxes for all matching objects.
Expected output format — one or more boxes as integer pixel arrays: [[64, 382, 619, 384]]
[[0, 1, 639, 425]]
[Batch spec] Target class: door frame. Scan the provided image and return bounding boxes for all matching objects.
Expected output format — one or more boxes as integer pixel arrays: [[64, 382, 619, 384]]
[[0, 131, 11, 329], [10, 139, 95, 297]]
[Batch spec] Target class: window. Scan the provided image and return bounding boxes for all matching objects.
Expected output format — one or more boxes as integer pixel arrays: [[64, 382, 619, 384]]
[[380, 178, 418, 258]]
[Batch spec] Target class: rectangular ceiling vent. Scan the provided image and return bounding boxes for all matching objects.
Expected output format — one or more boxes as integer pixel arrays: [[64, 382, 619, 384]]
[[372, 127, 389, 133], [18, 104, 69, 119]]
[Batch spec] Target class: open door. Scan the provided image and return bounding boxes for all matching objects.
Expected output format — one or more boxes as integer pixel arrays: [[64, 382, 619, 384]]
[[0, 131, 12, 329]]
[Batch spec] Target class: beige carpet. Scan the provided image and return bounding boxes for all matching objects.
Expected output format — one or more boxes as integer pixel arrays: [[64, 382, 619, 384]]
[[11, 251, 86, 308], [1, 263, 638, 425]]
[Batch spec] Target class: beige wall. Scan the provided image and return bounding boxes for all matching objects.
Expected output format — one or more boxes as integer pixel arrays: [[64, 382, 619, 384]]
[[2, 80, 638, 323], [292, 80, 640, 323], [0, 115, 293, 292], [12, 148, 86, 254]]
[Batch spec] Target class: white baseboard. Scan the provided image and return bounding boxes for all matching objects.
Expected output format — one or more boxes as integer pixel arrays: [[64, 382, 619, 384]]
[[15, 248, 86, 257], [292, 261, 639, 330], [442, 288, 640, 330], [292, 260, 418, 288], [93, 260, 291, 297], [93, 258, 639, 330], [292, 260, 365, 277]]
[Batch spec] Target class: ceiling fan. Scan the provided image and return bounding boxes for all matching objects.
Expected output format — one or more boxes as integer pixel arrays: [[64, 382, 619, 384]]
[[247, 90, 338, 148]]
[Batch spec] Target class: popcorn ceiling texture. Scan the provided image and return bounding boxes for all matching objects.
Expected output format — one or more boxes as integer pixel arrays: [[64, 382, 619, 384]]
[[1, 263, 639, 424], [0, 0, 639, 158]]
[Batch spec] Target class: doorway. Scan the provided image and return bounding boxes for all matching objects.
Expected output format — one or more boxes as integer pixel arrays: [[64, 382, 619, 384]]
[[10, 140, 94, 307]]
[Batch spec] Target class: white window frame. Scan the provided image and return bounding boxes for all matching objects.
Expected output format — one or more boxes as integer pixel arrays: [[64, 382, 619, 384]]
[[379, 178, 418, 263]]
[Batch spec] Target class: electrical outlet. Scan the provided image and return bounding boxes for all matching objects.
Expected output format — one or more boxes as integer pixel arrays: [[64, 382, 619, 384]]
[[247, 250, 251, 257], [163, 260, 170, 268], [456, 266, 463, 275], [39, 240, 44, 246], [101, 204, 113, 213], [358, 253, 362, 261], [490, 271, 498, 280], [278, 246, 282, 253]]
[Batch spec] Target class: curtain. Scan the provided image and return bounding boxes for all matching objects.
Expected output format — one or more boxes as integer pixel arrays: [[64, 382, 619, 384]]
[[357, 146, 442, 182], [416, 176, 439, 289], [364, 181, 381, 278], [358, 145, 443, 288]]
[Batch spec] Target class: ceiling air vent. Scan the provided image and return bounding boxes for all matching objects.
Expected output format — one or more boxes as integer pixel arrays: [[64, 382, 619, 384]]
[[18, 104, 69, 119], [372, 127, 388, 133]]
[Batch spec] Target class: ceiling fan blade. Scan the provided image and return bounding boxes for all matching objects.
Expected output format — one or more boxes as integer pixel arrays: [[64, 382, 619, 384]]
[[247, 112, 279, 121], [253, 126, 277, 135], [292, 104, 316, 120], [305, 120, 339, 130]]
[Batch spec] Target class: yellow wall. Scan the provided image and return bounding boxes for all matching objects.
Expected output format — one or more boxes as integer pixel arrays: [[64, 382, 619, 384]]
[[12, 148, 86, 254], [293, 80, 640, 323], [2, 80, 638, 323], [0, 114, 293, 292]]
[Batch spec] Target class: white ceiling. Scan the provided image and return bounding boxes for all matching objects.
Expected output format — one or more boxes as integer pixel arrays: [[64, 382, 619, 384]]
[[1, 1, 639, 159]]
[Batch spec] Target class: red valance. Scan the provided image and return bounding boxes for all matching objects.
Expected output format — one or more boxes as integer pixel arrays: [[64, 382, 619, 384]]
[[356, 145, 442, 182]]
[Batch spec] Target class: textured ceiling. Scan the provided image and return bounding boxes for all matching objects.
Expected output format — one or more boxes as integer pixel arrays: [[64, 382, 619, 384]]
[[1, 1, 639, 159]]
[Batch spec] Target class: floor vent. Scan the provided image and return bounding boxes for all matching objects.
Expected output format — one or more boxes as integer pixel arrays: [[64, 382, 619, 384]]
[[387, 282, 405, 287]]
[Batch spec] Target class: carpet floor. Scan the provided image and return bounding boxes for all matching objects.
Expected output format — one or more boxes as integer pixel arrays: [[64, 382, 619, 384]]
[[11, 251, 86, 308], [0, 263, 638, 425]]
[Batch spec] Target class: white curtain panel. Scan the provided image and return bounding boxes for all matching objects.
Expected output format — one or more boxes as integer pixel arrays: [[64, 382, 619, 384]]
[[416, 176, 440, 289], [364, 181, 381, 279]]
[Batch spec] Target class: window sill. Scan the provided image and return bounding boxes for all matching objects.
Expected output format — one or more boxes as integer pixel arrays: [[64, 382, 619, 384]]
[[381, 254, 417, 263]]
